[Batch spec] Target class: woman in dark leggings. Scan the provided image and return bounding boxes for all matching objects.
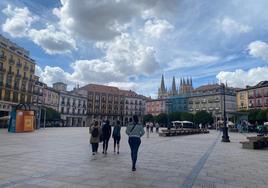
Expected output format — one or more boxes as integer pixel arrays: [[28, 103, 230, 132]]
[[102, 120, 111, 154], [126, 115, 145, 171]]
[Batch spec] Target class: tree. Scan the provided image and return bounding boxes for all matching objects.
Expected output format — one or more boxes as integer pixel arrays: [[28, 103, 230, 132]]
[[143, 114, 154, 123], [194, 111, 213, 125], [168, 111, 181, 121], [180, 112, 194, 122], [256, 110, 266, 124], [154, 113, 168, 126], [41, 107, 60, 121], [248, 109, 260, 124]]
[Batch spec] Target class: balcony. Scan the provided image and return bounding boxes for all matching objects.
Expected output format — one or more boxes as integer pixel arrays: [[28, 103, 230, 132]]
[[24, 66, 29, 71], [16, 74, 22, 78], [0, 55, 6, 62], [0, 67, 6, 73], [23, 76, 28, 81], [7, 71, 14, 76], [16, 62, 22, 68], [30, 68, 35, 73], [9, 59, 15, 65]]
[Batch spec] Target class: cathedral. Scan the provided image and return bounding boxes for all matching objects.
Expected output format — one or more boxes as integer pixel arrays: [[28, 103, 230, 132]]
[[158, 75, 193, 99]]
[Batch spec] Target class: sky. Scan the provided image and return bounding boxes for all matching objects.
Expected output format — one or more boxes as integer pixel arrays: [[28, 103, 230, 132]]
[[1, 0, 268, 98]]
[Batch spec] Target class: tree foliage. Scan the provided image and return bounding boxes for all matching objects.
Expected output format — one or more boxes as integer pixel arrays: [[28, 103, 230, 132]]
[[41, 107, 61, 121], [143, 114, 154, 123], [194, 111, 213, 125], [154, 113, 168, 125]]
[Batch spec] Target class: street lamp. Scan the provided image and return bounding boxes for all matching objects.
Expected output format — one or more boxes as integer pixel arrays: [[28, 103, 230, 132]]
[[221, 83, 230, 142], [166, 100, 172, 131]]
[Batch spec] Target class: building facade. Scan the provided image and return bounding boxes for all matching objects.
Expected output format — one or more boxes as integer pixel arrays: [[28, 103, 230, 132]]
[[120, 90, 146, 124], [146, 98, 167, 116], [42, 86, 59, 111], [166, 95, 188, 113], [55, 83, 87, 127], [188, 84, 237, 120], [0, 34, 36, 105], [236, 89, 249, 111]]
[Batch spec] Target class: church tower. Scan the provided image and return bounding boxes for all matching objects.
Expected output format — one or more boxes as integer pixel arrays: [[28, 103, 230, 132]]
[[170, 76, 177, 96], [158, 75, 167, 99]]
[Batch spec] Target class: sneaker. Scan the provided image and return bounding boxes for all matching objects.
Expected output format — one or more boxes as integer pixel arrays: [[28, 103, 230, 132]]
[[92, 152, 95, 155], [117, 151, 119, 154], [132, 167, 136, 171], [102, 151, 104, 154]]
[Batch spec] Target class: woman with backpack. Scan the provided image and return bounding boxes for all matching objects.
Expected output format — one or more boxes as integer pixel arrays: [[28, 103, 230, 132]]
[[112, 120, 121, 154], [102, 120, 111, 154], [90, 121, 101, 155], [126, 115, 145, 171]]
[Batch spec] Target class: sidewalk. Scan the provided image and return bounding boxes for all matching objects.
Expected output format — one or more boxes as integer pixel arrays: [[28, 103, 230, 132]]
[[0, 128, 267, 188]]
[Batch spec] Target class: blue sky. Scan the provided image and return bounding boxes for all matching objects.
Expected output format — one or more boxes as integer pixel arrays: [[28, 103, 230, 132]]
[[1, 0, 268, 98]]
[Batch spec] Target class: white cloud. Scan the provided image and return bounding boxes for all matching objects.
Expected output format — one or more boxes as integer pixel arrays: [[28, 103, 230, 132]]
[[166, 52, 220, 71], [216, 67, 268, 88], [96, 33, 160, 76], [107, 82, 138, 91], [248, 40, 268, 62], [2, 5, 38, 37], [220, 17, 251, 36], [28, 25, 76, 54], [54, 0, 178, 41], [143, 18, 174, 38], [1, 5, 76, 55]]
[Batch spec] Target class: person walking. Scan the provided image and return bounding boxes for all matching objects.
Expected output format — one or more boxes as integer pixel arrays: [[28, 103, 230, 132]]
[[126, 115, 145, 171], [102, 120, 111, 154], [155, 122, 160, 133], [112, 120, 121, 154], [146, 122, 150, 138], [150, 122, 154, 133], [90, 121, 101, 155]]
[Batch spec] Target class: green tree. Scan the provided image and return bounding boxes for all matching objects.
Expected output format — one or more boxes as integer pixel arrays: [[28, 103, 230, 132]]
[[143, 114, 154, 123], [248, 109, 260, 124], [168, 111, 181, 121], [154, 113, 168, 126], [180, 112, 194, 122], [41, 107, 60, 121], [256, 110, 266, 124], [194, 111, 213, 125]]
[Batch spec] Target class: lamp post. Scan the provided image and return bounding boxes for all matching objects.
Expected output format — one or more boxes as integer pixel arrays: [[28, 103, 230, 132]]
[[221, 83, 230, 142], [166, 100, 172, 131]]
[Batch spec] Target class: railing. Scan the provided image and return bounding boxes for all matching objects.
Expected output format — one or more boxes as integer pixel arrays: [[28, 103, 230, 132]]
[[16, 62, 22, 67], [0, 55, 6, 62], [9, 59, 15, 65]]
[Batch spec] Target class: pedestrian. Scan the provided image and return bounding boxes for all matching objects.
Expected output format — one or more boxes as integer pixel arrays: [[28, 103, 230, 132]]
[[89, 121, 101, 155], [112, 120, 121, 154], [150, 122, 154, 133], [126, 115, 145, 171], [102, 120, 111, 154], [155, 122, 160, 133], [146, 122, 150, 138]]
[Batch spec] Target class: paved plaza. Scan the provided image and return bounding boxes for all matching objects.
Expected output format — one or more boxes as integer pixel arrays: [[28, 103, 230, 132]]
[[0, 128, 267, 188]]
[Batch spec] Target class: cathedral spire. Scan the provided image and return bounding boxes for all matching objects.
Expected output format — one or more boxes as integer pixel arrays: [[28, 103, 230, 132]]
[[160, 74, 166, 92], [172, 76, 176, 95]]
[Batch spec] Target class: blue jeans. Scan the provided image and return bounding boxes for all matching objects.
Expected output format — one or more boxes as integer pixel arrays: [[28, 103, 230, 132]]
[[128, 137, 141, 168]]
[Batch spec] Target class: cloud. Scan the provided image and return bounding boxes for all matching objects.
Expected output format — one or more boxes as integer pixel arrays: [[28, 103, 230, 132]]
[[216, 67, 268, 88], [166, 52, 220, 71], [2, 5, 38, 37], [142, 18, 174, 38], [28, 25, 76, 54], [96, 33, 160, 76], [1, 5, 76, 54], [54, 0, 179, 41], [107, 82, 138, 91], [248, 40, 268, 62], [220, 17, 251, 36]]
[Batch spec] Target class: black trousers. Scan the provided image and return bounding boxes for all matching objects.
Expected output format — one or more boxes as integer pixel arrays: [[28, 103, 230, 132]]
[[103, 137, 110, 151], [128, 137, 141, 168], [91, 143, 99, 153]]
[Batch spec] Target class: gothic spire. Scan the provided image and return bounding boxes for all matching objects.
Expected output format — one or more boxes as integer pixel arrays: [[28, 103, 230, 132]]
[[160, 74, 166, 92], [172, 76, 176, 94]]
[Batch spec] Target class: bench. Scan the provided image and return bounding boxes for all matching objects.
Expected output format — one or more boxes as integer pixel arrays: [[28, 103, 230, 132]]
[[240, 136, 268, 149], [159, 128, 209, 137]]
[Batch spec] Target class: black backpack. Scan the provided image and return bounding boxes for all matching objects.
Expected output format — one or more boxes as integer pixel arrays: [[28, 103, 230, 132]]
[[92, 127, 99, 137]]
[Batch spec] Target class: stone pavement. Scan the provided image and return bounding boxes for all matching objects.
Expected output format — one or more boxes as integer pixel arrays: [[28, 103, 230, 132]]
[[0, 128, 267, 188]]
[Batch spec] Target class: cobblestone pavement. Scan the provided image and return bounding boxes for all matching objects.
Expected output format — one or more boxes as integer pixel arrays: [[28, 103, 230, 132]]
[[0, 128, 267, 188]]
